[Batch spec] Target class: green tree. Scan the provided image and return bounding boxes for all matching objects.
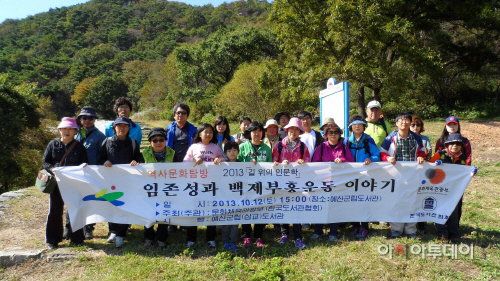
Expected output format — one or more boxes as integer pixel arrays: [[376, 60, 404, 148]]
[[0, 75, 41, 192], [268, 0, 500, 116], [85, 73, 128, 119]]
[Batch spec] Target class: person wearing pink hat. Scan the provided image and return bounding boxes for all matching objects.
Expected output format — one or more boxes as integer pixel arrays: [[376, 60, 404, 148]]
[[272, 117, 311, 250], [42, 117, 88, 249], [435, 116, 471, 165]]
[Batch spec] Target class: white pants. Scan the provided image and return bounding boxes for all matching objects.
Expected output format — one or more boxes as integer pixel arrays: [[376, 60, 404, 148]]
[[389, 222, 417, 235]]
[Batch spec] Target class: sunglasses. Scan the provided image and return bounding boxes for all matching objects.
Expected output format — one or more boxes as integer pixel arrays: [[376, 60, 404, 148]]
[[81, 116, 95, 121], [175, 111, 187, 116], [446, 142, 462, 146], [410, 123, 421, 127], [151, 138, 166, 143], [327, 130, 341, 135]]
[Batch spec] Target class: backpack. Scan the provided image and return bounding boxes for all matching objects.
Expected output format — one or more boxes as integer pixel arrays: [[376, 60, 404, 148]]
[[345, 137, 372, 161], [277, 141, 305, 160]]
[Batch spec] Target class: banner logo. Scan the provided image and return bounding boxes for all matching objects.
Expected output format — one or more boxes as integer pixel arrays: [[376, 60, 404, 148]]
[[423, 196, 437, 210], [82, 186, 125, 206], [423, 168, 446, 184]]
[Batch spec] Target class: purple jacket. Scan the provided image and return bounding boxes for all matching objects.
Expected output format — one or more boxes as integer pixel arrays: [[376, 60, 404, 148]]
[[312, 141, 353, 162]]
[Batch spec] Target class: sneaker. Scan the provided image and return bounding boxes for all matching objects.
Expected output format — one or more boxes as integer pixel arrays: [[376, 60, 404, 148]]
[[186, 241, 195, 248], [230, 243, 238, 250], [224, 242, 231, 250], [207, 240, 216, 249], [115, 236, 124, 248], [243, 238, 251, 247], [310, 234, 322, 241], [63, 229, 69, 240], [256, 238, 265, 247], [144, 239, 153, 247], [357, 227, 369, 239], [85, 230, 93, 240], [328, 235, 338, 242], [279, 234, 288, 244], [47, 243, 58, 250], [350, 227, 360, 236], [157, 241, 167, 249], [391, 231, 401, 238], [107, 233, 117, 243], [295, 238, 307, 250], [407, 233, 418, 239]]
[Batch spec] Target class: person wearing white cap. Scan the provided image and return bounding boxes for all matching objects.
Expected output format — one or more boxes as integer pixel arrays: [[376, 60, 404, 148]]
[[365, 100, 391, 147], [42, 117, 88, 249], [262, 119, 281, 150]]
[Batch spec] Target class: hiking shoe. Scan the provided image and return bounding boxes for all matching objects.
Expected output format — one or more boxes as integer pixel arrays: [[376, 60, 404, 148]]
[[157, 241, 167, 249], [47, 243, 58, 250], [328, 235, 338, 242], [230, 243, 238, 250], [85, 230, 93, 240], [350, 227, 360, 236], [186, 241, 195, 248], [310, 234, 322, 241], [243, 238, 251, 247], [407, 233, 418, 239], [256, 238, 265, 247], [115, 236, 124, 248], [357, 227, 369, 239], [391, 231, 401, 238], [107, 233, 117, 243], [224, 242, 231, 250], [63, 229, 69, 240], [207, 240, 216, 249], [279, 235, 288, 245], [144, 239, 153, 247], [295, 238, 307, 250]]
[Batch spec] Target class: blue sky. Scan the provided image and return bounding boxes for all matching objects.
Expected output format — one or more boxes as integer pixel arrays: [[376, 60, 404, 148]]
[[0, 0, 236, 24]]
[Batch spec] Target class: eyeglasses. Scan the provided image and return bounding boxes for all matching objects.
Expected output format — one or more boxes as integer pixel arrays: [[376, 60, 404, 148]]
[[81, 116, 94, 121], [175, 111, 187, 116], [327, 130, 341, 135], [410, 123, 421, 127], [118, 106, 130, 110], [151, 138, 166, 143]]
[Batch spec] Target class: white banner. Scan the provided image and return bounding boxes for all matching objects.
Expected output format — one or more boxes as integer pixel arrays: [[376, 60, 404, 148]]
[[55, 162, 474, 230]]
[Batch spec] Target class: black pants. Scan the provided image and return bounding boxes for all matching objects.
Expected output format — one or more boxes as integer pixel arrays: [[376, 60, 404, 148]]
[[144, 224, 169, 242], [281, 224, 302, 240], [109, 223, 129, 237], [313, 223, 339, 236], [186, 226, 216, 242], [436, 198, 462, 240], [241, 224, 265, 239], [46, 186, 84, 244]]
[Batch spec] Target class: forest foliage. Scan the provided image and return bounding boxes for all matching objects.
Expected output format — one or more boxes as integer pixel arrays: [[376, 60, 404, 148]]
[[1, 0, 500, 190]]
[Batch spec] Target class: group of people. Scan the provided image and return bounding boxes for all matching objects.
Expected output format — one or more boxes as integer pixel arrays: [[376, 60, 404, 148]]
[[42, 98, 475, 250]]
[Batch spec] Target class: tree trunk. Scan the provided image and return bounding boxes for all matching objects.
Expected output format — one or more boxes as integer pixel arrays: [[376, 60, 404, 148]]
[[372, 88, 381, 102], [357, 86, 366, 118]]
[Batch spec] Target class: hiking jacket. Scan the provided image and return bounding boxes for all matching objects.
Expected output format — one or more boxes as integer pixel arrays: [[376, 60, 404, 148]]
[[272, 137, 311, 163], [380, 130, 426, 161], [75, 126, 106, 165], [142, 146, 175, 163], [311, 141, 353, 163], [98, 136, 144, 165], [344, 133, 380, 163], [42, 139, 88, 174]]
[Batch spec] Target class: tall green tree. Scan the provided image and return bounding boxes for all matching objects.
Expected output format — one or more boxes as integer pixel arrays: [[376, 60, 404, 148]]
[[0, 75, 41, 192], [268, 0, 500, 116]]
